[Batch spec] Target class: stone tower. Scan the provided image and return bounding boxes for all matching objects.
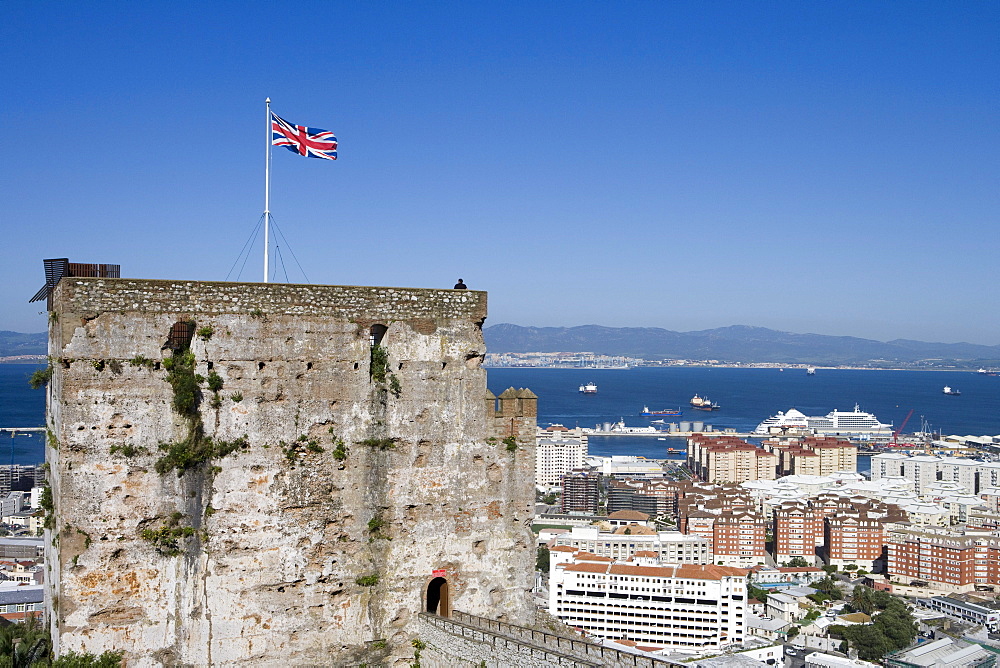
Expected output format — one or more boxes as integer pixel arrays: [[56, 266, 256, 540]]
[[44, 278, 535, 665]]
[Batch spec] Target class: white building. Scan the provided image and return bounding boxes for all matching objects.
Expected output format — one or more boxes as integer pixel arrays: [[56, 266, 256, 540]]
[[535, 426, 588, 491], [872, 453, 1000, 497], [549, 550, 748, 651], [550, 525, 711, 563], [0, 492, 27, 518], [765, 592, 802, 623], [587, 455, 665, 478]]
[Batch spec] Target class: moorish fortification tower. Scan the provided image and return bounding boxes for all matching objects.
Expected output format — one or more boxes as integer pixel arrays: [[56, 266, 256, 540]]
[[43, 276, 535, 665]]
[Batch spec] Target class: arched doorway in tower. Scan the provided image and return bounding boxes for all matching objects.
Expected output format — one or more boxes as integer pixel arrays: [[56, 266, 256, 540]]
[[426, 577, 450, 617]]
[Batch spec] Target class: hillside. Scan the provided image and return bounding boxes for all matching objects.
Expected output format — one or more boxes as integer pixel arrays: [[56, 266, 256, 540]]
[[483, 323, 1000, 365], [6, 326, 999, 365], [0, 331, 47, 357]]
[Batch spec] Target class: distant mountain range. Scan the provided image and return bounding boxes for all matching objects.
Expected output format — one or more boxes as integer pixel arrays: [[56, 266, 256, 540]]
[[4, 326, 998, 366], [483, 324, 1000, 366], [0, 331, 47, 358]]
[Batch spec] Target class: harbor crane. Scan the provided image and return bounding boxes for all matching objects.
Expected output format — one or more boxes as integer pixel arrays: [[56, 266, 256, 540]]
[[891, 409, 914, 447]]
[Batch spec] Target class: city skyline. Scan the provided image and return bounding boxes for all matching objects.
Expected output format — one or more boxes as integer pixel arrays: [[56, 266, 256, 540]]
[[2, 2, 997, 344]]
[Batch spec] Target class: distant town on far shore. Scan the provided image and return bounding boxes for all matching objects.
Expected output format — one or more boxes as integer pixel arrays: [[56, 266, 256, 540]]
[[3, 323, 999, 369]]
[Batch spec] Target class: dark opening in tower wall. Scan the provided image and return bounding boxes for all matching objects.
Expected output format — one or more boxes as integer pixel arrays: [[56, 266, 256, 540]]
[[426, 576, 450, 617], [167, 321, 194, 352]]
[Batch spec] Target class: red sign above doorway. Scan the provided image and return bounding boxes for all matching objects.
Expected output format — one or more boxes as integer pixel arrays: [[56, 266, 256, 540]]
[[432, 569, 447, 577]]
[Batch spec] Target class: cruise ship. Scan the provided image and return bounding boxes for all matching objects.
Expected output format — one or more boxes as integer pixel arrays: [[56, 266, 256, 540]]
[[754, 404, 893, 437]]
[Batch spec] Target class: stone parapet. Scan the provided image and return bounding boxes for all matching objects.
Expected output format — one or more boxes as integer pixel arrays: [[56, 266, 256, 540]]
[[52, 277, 487, 321], [418, 611, 682, 668]]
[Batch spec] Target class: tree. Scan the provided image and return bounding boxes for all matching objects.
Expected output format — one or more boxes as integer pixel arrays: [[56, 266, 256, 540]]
[[536, 546, 550, 572], [542, 493, 557, 505], [852, 584, 876, 615], [0, 615, 125, 666], [749, 583, 770, 602], [787, 626, 800, 639], [822, 564, 838, 575], [814, 576, 843, 600], [838, 588, 917, 661], [786, 556, 810, 567]]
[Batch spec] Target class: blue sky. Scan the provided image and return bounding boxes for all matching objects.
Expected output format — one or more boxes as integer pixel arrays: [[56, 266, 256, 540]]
[[2, 2, 997, 344]]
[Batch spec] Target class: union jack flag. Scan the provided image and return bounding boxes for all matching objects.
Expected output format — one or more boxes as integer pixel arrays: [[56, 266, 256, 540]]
[[271, 113, 337, 160]]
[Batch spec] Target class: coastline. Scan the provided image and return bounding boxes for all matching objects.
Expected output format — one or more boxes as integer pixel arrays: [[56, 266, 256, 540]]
[[484, 364, 977, 372]]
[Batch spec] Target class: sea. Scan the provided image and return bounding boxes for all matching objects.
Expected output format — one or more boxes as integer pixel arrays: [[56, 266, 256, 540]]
[[487, 366, 1000, 475], [2, 363, 998, 472], [0, 364, 48, 466]]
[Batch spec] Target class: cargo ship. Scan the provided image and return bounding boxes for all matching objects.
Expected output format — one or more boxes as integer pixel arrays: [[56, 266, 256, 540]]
[[689, 394, 720, 411], [579, 382, 597, 394], [640, 406, 683, 416]]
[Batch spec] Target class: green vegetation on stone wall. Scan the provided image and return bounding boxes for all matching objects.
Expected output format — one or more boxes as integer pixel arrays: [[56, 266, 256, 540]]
[[39, 486, 54, 530], [28, 365, 53, 390], [129, 355, 155, 369], [370, 343, 402, 396], [155, 435, 248, 476], [140, 512, 196, 556], [154, 326, 249, 476]]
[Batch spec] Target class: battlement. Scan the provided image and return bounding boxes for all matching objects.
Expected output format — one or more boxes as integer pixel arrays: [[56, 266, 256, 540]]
[[52, 277, 486, 321]]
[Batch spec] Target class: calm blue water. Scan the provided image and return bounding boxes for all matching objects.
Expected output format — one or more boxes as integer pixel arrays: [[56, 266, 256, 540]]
[[487, 367, 1000, 468], [3, 364, 998, 468], [0, 364, 47, 466]]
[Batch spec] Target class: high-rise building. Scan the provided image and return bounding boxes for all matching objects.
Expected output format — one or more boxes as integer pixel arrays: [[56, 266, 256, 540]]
[[561, 469, 601, 514], [535, 426, 588, 492]]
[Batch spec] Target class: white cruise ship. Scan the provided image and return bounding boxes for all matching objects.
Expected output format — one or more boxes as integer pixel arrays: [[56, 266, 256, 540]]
[[754, 404, 892, 436]]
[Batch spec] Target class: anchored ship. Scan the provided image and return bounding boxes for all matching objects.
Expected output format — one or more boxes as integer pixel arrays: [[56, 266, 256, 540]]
[[579, 382, 598, 394], [754, 404, 892, 436], [641, 406, 683, 416], [689, 394, 720, 411]]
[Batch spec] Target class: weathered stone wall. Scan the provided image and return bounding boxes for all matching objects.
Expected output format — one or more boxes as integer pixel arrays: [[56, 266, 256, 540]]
[[45, 278, 535, 666]]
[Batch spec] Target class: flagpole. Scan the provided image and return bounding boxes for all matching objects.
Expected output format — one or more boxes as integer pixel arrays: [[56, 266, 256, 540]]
[[264, 97, 271, 283]]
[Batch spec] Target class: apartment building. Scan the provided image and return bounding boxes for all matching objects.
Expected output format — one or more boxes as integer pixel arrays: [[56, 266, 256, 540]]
[[773, 501, 824, 564], [687, 435, 779, 484], [825, 512, 886, 571], [607, 478, 679, 517], [886, 526, 998, 591], [535, 427, 588, 492], [549, 550, 748, 651], [680, 508, 766, 568], [871, 453, 999, 496], [762, 436, 857, 477], [713, 510, 768, 568], [772, 496, 901, 569], [561, 469, 601, 514]]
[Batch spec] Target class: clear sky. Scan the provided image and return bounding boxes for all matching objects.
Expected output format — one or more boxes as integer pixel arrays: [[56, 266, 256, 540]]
[[2, 2, 997, 344]]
